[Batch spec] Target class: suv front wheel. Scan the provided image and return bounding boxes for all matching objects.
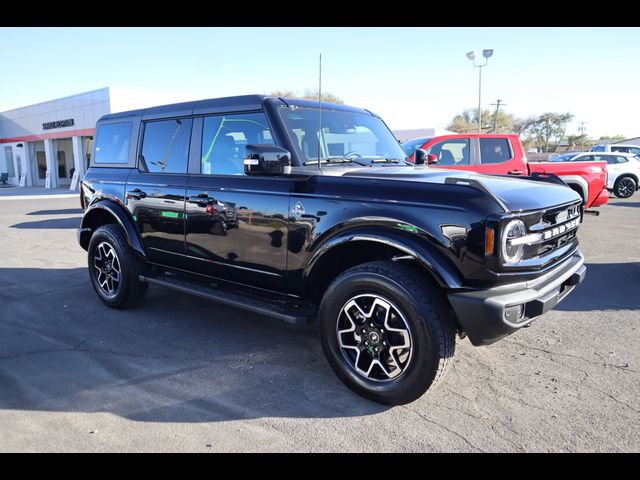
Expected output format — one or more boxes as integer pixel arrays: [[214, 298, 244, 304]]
[[87, 224, 148, 309], [318, 260, 456, 405]]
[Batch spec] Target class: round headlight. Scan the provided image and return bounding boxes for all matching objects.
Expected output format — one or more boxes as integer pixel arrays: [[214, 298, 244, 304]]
[[502, 220, 527, 264]]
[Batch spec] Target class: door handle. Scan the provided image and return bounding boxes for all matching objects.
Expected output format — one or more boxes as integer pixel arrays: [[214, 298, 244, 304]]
[[508, 170, 526, 175], [126, 188, 147, 199]]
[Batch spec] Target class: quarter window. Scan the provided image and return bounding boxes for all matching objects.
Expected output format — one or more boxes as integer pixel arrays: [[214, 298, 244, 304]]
[[141, 118, 192, 174], [201, 112, 273, 175], [94, 122, 132, 164], [427, 139, 470, 166], [479, 138, 512, 164]]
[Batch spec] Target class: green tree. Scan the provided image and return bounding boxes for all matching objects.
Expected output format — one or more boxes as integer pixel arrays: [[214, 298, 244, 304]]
[[447, 108, 515, 134], [565, 134, 591, 150], [597, 134, 625, 144], [269, 89, 344, 104]]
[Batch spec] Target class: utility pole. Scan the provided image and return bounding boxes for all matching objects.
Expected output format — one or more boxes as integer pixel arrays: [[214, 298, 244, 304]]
[[490, 99, 506, 133], [578, 122, 587, 150]]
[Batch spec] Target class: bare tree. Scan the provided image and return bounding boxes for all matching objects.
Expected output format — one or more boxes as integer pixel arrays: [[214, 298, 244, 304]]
[[447, 108, 515, 133], [519, 112, 574, 152], [269, 89, 344, 104]]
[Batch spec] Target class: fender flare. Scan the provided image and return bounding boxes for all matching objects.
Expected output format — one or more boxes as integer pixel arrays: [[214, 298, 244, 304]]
[[557, 175, 588, 203], [304, 227, 464, 290], [79, 199, 145, 258]]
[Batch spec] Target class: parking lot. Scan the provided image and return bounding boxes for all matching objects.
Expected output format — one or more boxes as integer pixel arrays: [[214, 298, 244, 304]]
[[0, 193, 638, 452]]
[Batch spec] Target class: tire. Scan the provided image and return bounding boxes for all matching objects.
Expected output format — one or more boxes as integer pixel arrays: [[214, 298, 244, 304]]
[[614, 176, 637, 198], [318, 260, 456, 405], [87, 224, 148, 309]]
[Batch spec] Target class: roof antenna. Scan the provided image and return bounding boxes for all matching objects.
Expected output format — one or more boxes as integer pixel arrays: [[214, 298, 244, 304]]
[[317, 53, 323, 171]]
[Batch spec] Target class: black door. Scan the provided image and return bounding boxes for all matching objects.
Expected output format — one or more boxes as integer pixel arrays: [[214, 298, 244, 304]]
[[184, 111, 291, 292], [125, 118, 192, 267]]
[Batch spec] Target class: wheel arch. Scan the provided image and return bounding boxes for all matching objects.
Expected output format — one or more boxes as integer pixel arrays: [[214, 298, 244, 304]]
[[79, 200, 145, 258], [303, 228, 463, 303], [615, 173, 639, 186], [558, 175, 588, 204]]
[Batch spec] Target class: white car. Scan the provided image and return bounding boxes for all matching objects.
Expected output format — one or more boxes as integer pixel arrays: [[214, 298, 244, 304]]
[[549, 151, 640, 198], [592, 143, 640, 156]]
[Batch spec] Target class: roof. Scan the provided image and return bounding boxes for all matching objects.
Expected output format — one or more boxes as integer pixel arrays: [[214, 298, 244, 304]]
[[618, 137, 640, 145], [100, 94, 372, 121]]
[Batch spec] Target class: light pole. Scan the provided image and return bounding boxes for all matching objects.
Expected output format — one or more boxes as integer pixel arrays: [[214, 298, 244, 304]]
[[466, 49, 494, 133]]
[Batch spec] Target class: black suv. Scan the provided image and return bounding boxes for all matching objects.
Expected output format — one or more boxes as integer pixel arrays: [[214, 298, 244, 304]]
[[78, 95, 586, 404]]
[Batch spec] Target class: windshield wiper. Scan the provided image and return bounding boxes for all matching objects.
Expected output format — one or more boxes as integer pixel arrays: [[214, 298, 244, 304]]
[[370, 158, 408, 164], [303, 156, 369, 166]]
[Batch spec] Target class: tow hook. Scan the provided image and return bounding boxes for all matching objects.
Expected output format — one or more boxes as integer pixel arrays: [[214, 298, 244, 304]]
[[584, 210, 600, 216]]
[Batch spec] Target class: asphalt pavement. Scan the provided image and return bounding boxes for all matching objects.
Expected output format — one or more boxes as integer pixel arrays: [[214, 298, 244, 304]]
[[0, 195, 638, 452]]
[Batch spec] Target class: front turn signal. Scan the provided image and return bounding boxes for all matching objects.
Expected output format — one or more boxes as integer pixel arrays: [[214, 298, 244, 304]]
[[485, 227, 495, 256]]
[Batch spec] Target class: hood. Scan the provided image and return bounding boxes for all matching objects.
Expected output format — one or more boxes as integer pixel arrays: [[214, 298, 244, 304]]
[[340, 166, 581, 213]]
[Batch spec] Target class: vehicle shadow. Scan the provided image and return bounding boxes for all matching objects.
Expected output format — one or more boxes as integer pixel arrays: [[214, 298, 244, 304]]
[[606, 200, 640, 209], [0, 267, 387, 423], [10, 217, 80, 229], [26, 208, 83, 216], [556, 262, 640, 311]]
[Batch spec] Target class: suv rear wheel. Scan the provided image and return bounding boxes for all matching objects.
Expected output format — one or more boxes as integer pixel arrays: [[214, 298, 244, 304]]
[[88, 224, 148, 309], [614, 176, 637, 198], [318, 260, 455, 405]]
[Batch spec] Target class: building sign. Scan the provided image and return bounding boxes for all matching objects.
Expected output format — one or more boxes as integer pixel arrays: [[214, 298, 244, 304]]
[[42, 119, 74, 130]]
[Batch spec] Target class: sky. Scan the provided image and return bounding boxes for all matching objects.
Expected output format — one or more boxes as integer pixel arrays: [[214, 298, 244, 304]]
[[1, 27, 639, 139]]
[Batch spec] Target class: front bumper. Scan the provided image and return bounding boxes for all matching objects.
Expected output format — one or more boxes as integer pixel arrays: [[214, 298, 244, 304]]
[[448, 250, 586, 346], [590, 188, 609, 208]]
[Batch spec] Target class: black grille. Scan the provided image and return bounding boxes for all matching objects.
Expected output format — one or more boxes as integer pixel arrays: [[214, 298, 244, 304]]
[[521, 202, 582, 261]]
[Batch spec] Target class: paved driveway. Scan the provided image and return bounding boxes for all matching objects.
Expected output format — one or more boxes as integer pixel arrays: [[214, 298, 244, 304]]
[[0, 195, 638, 452]]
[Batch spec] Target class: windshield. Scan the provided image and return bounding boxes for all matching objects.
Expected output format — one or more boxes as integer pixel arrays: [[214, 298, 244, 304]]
[[278, 106, 408, 165], [401, 137, 431, 156]]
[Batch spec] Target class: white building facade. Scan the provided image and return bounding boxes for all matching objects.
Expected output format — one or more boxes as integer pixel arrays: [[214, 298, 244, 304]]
[[0, 88, 110, 188]]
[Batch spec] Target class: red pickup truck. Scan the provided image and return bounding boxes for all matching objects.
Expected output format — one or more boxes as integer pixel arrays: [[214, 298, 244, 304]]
[[403, 134, 609, 209]]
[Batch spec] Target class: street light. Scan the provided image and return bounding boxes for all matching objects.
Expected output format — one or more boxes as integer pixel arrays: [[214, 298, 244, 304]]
[[466, 49, 494, 133]]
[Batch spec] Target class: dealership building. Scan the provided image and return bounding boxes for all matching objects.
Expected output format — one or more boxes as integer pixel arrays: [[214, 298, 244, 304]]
[[0, 88, 111, 188]]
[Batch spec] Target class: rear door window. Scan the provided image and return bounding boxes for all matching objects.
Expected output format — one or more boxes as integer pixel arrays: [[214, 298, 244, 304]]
[[479, 138, 513, 164], [140, 118, 192, 174]]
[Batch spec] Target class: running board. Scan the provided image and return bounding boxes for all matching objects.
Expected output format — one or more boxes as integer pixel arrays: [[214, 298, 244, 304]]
[[139, 274, 315, 325]]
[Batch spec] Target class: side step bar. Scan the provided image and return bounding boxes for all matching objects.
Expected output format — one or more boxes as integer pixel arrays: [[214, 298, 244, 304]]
[[139, 274, 315, 325]]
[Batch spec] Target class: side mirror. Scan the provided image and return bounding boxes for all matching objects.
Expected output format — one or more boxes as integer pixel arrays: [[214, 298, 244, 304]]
[[244, 145, 291, 175], [415, 148, 435, 165]]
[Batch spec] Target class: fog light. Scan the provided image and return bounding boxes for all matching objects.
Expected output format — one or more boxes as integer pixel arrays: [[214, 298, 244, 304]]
[[504, 304, 525, 323]]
